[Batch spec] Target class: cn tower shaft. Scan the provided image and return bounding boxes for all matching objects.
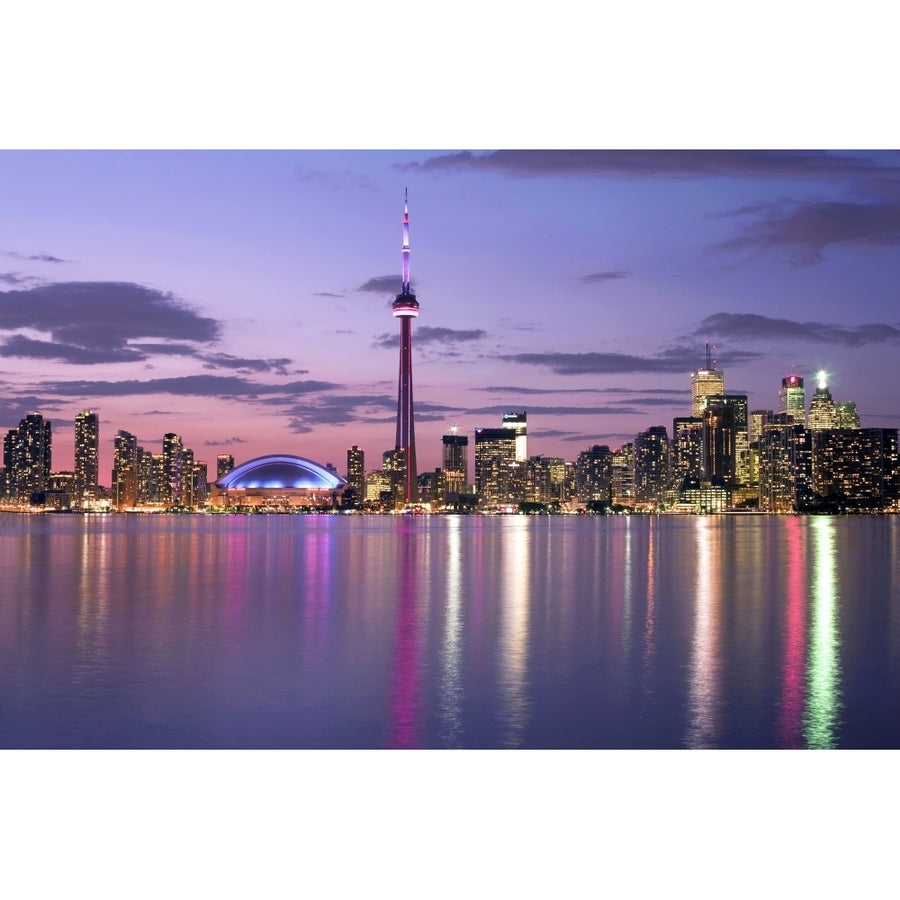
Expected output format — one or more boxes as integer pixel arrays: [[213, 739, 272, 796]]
[[395, 314, 417, 501]]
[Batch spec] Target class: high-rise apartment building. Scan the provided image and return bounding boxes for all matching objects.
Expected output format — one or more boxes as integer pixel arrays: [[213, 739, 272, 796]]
[[611, 443, 634, 505], [74, 409, 100, 506], [113, 429, 140, 511], [691, 343, 725, 418], [140, 451, 165, 505], [8, 413, 52, 503], [811, 428, 899, 510], [524, 456, 554, 504], [633, 426, 670, 506], [671, 416, 703, 488], [382, 447, 409, 507], [346, 445, 365, 507], [162, 432, 185, 508], [779, 375, 806, 425], [575, 445, 612, 505], [182, 447, 196, 509]]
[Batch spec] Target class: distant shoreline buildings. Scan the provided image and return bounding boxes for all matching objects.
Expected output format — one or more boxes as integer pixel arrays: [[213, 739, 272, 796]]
[[1, 354, 896, 514]]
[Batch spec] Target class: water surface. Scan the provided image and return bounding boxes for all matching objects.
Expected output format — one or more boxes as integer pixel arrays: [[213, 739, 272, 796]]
[[2, 513, 898, 748]]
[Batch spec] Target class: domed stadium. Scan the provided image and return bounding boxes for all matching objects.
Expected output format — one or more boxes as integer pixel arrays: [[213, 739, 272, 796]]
[[211, 454, 346, 509]]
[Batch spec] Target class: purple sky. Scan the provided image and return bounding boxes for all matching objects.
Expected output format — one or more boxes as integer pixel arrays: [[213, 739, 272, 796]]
[[2, 149, 900, 480]]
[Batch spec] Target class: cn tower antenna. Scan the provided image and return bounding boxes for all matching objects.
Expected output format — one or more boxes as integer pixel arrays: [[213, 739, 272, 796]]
[[401, 186, 411, 295]]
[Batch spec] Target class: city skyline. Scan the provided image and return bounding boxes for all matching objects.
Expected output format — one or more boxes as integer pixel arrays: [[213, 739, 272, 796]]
[[3, 150, 900, 480]]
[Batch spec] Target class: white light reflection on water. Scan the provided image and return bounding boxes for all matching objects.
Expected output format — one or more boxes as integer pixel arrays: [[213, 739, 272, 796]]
[[74, 521, 111, 690], [438, 516, 464, 747], [499, 518, 531, 747], [803, 516, 841, 749], [686, 517, 722, 748], [642, 518, 657, 692]]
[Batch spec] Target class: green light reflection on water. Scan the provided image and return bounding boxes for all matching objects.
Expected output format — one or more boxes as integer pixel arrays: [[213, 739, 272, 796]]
[[803, 516, 842, 749]]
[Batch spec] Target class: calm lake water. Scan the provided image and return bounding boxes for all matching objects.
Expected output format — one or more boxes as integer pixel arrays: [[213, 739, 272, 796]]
[[1, 512, 898, 749]]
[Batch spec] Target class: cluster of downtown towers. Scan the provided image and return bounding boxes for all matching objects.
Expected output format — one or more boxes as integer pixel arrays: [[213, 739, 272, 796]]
[[353, 364, 899, 514]]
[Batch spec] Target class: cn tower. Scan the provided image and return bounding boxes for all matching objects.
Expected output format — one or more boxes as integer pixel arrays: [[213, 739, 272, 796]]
[[392, 188, 419, 503]]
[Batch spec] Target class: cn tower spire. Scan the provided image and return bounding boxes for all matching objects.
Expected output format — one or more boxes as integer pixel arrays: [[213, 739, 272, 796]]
[[392, 189, 420, 505], [402, 187, 411, 294]]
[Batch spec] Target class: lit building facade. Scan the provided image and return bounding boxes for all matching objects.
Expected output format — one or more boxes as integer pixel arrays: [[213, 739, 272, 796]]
[[575, 444, 613, 505], [691, 344, 725, 418], [345, 445, 365, 508], [671, 417, 703, 484], [501, 411, 527, 462], [365, 469, 392, 505], [701, 394, 748, 491], [474, 427, 518, 507], [6, 413, 52, 504], [74, 409, 100, 506], [811, 428, 899, 511], [758, 417, 812, 512], [441, 432, 469, 497], [113, 429, 140, 510], [835, 401, 860, 429], [633, 426, 670, 506], [211, 454, 346, 509], [162, 432, 185, 508], [611, 443, 634, 505], [779, 375, 806, 425]]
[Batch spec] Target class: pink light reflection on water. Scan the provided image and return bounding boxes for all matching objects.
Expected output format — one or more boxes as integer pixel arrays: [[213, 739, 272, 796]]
[[387, 524, 423, 749], [777, 517, 807, 748]]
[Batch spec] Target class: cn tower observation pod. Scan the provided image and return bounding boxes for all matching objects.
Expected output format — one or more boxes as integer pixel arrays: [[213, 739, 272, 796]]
[[212, 454, 346, 508]]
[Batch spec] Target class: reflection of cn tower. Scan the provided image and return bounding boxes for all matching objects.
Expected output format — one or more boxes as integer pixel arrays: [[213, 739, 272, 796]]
[[392, 189, 420, 503]]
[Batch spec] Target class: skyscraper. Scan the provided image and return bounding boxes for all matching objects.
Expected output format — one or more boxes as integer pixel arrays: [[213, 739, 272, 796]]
[[575, 444, 612, 505], [808, 371, 836, 431], [701, 394, 748, 489], [835, 401, 861, 429], [691, 343, 725, 418], [441, 429, 469, 495], [633, 426, 670, 506], [474, 427, 518, 507], [162, 432, 185, 508], [346, 445, 365, 507], [74, 409, 100, 506], [113, 429, 140, 511], [11, 413, 52, 503], [501, 411, 527, 462], [392, 189, 419, 504], [779, 374, 806, 425], [758, 416, 812, 512]]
